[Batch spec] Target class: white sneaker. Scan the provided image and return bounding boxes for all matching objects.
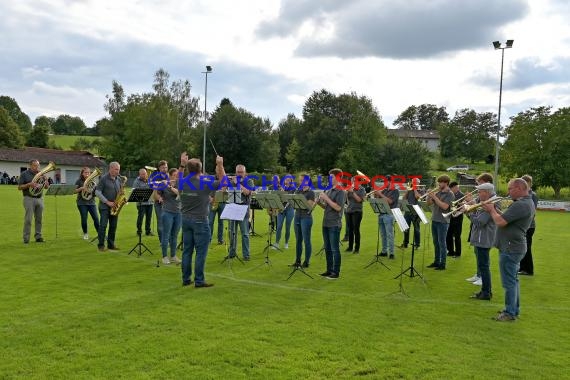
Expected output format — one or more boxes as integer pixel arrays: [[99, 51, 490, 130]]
[[162, 257, 171, 265], [271, 243, 279, 250], [83, 233, 89, 240], [284, 243, 289, 249], [466, 274, 480, 282], [170, 256, 181, 264], [472, 278, 483, 286]]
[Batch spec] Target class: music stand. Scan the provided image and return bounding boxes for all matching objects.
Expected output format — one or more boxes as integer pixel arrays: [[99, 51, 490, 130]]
[[395, 204, 426, 279], [364, 198, 391, 270], [255, 192, 284, 266], [249, 197, 262, 237], [284, 194, 313, 279], [220, 202, 249, 265], [45, 184, 76, 238], [127, 188, 155, 256]]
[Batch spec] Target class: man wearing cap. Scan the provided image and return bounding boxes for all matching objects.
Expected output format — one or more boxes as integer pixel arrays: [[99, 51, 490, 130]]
[[483, 178, 535, 321], [466, 182, 497, 300]]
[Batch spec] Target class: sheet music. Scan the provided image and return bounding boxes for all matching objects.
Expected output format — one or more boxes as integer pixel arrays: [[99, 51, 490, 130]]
[[391, 207, 409, 232], [412, 204, 429, 224], [220, 203, 249, 221]]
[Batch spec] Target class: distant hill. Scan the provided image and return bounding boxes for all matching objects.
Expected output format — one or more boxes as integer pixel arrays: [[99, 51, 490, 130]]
[[49, 135, 101, 155]]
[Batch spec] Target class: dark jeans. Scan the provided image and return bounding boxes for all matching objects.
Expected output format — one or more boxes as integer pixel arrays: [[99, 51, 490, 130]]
[[98, 208, 118, 248], [345, 211, 363, 251], [294, 216, 313, 264], [403, 212, 420, 247], [431, 221, 449, 267], [181, 216, 210, 285], [323, 225, 341, 275], [209, 203, 225, 243], [137, 204, 153, 234], [161, 210, 181, 258], [475, 246, 492, 296], [446, 216, 463, 256], [77, 204, 100, 234], [519, 227, 535, 274]]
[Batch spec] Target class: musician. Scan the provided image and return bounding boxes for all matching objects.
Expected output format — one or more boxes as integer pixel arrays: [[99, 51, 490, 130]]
[[293, 174, 315, 267], [208, 190, 225, 245], [318, 169, 347, 279], [158, 168, 181, 265], [226, 164, 254, 261], [400, 177, 423, 249], [518, 175, 538, 276], [18, 159, 49, 243], [274, 175, 295, 249], [426, 175, 454, 270], [74, 167, 100, 240], [153, 160, 168, 242], [133, 168, 154, 236], [345, 176, 366, 254], [95, 162, 122, 252], [374, 175, 400, 259], [466, 183, 498, 300], [179, 153, 225, 287], [446, 181, 464, 257], [483, 178, 535, 321]]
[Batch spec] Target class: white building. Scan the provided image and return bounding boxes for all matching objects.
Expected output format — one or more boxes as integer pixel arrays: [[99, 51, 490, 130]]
[[0, 147, 106, 185], [387, 129, 440, 153]]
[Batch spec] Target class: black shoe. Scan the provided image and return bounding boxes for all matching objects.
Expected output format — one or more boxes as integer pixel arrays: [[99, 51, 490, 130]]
[[108, 246, 120, 251], [195, 283, 214, 288], [447, 253, 455, 257], [98, 246, 107, 252], [23, 240, 29, 244], [518, 270, 533, 276], [243, 257, 250, 261], [326, 273, 339, 280], [353, 250, 359, 254], [182, 281, 194, 287], [427, 262, 438, 268], [399, 243, 408, 248], [218, 240, 225, 245], [379, 252, 388, 257], [389, 254, 395, 260], [434, 265, 446, 270], [289, 261, 301, 267], [320, 271, 331, 277], [302, 262, 309, 268], [471, 292, 492, 300], [36, 238, 44, 243], [341, 237, 348, 242], [146, 232, 154, 236], [345, 248, 353, 253]]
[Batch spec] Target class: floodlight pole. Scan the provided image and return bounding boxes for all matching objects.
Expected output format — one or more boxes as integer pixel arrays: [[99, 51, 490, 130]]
[[493, 40, 513, 188], [202, 65, 212, 172]]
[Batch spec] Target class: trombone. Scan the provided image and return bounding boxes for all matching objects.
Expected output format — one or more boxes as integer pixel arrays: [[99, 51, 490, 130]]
[[443, 195, 507, 218]]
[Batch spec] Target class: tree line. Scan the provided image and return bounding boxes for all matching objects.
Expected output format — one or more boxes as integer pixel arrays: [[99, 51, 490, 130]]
[[1, 69, 569, 195]]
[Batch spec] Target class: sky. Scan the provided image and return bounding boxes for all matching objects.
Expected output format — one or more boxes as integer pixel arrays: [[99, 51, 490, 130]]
[[1, 0, 569, 129]]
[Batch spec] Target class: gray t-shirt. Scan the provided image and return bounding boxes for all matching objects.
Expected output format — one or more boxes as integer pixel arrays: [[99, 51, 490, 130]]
[[159, 184, 181, 214], [295, 190, 315, 219], [75, 178, 96, 205], [431, 190, 455, 223], [380, 189, 400, 214], [496, 195, 535, 253], [180, 176, 221, 220], [346, 187, 366, 213], [18, 169, 42, 198], [323, 188, 346, 228]]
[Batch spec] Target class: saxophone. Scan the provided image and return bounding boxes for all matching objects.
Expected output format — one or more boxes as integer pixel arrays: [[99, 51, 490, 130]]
[[29, 161, 56, 197], [110, 176, 128, 216], [81, 167, 102, 201]]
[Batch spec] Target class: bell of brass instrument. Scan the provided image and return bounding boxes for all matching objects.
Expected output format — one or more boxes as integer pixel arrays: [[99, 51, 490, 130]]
[[418, 187, 438, 201], [145, 165, 157, 178], [110, 176, 128, 216], [81, 167, 102, 201], [29, 161, 56, 197]]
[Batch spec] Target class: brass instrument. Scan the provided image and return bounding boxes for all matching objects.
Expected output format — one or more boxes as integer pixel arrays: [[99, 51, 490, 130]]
[[145, 165, 157, 178], [81, 167, 102, 201], [452, 188, 478, 207], [443, 195, 508, 218], [110, 176, 128, 216], [418, 187, 438, 201], [29, 161, 56, 197]]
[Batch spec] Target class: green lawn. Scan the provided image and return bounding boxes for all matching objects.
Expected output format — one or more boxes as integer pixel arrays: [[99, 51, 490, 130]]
[[1, 186, 569, 379], [49, 135, 100, 153]]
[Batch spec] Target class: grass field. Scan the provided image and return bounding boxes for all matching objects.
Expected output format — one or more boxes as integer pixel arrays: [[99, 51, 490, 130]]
[[49, 135, 100, 153], [1, 186, 569, 379]]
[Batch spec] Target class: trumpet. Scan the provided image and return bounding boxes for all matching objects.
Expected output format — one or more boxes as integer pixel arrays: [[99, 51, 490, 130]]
[[452, 188, 478, 207], [418, 187, 438, 201]]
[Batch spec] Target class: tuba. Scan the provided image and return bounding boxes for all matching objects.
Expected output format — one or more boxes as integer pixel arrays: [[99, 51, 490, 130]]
[[81, 167, 102, 201], [110, 176, 128, 216], [29, 161, 56, 197]]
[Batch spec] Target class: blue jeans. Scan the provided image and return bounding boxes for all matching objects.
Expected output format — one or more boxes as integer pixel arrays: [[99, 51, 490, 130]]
[[431, 221, 449, 267], [322, 226, 341, 275], [161, 210, 181, 258], [98, 208, 118, 248], [403, 212, 420, 247], [77, 204, 100, 234], [229, 213, 250, 259], [294, 216, 313, 264], [475, 247, 491, 296], [276, 206, 294, 244], [379, 214, 395, 254], [499, 251, 525, 317], [181, 216, 210, 285], [209, 202, 225, 243]]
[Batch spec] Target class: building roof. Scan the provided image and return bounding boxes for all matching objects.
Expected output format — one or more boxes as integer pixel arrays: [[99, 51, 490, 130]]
[[0, 147, 106, 167], [387, 129, 440, 139]]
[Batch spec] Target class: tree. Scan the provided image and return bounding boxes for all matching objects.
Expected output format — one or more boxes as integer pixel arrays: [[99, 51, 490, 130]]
[[394, 104, 448, 130], [34, 116, 55, 132], [276, 113, 302, 170], [370, 138, 431, 183], [0, 96, 32, 135], [0, 106, 24, 148], [52, 114, 88, 135], [26, 124, 50, 148], [450, 109, 496, 163], [502, 106, 570, 198]]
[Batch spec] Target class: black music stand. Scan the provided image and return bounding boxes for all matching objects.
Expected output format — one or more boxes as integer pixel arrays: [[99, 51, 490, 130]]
[[395, 204, 424, 279], [255, 192, 284, 266], [364, 198, 391, 270], [127, 188, 155, 257], [45, 184, 76, 238], [284, 194, 313, 280], [220, 202, 249, 266], [249, 197, 262, 237]]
